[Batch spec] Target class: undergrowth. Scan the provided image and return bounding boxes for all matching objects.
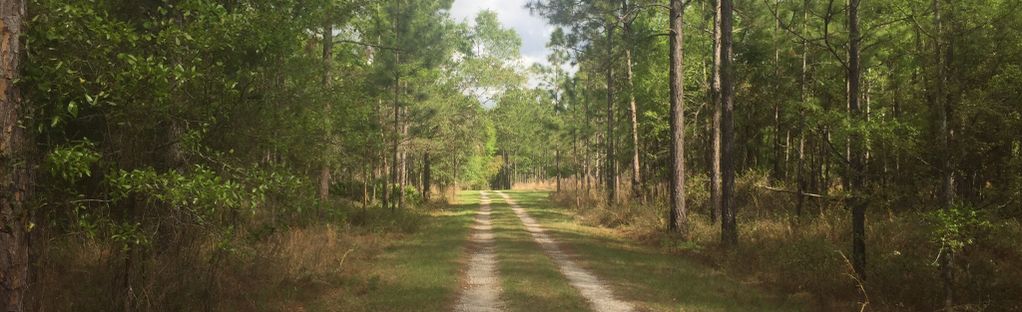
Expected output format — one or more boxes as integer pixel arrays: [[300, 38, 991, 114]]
[[550, 172, 1022, 311], [29, 196, 444, 311]]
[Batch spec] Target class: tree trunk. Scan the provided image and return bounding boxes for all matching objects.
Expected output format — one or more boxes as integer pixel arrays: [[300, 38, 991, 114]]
[[391, 74, 400, 211], [796, 0, 810, 218], [363, 159, 369, 209], [555, 149, 562, 192], [319, 16, 333, 203], [605, 22, 617, 204], [453, 156, 460, 191], [933, 0, 955, 308], [847, 0, 867, 280], [772, 14, 784, 182], [423, 151, 431, 202], [391, 4, 402, 211], [718, 0, 738, 247], [399, 105, 408, 207], [584, 81, 593, 194], [402, 115, 409, 192], [382, 145, 390, 209], [573, 121, 580, 194], [504, 150, 511, 189], [0, 0, 29, 309], [709, 1, 723, 224], [622, 0, 642, 201], [668, 0, 688, 237]]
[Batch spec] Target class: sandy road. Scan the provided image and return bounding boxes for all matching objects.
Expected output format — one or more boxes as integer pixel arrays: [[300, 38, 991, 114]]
[[455, 191, 504, 312], [495, 191, 634, 312]]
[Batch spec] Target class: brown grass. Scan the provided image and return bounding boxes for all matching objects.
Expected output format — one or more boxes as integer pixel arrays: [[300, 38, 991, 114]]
[[29, 220, 403, 311], [548, 172, 1022, 311], [511, 180, 557, 191]]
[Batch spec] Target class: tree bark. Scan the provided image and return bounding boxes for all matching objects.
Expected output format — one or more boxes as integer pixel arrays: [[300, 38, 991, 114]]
[[796, 0, 810, 218], [622, 0, 642, 201], [391, 69, 400, 211], [423, 151, 431, 202], [933, 0, 955, 308], [772, 13, 784, 182], [391, 3, 401, 211], [382, 146, 389, 208], [399, 105, 408, 207], [319, 15, 333, 203], [555, 149, 561, 192], [846, 0, 867, 280], [668, 0, 687, 237], [718, 0, 738, 247], [605, 21, 617, 204], [0, 0, 29, 310], [709, 0, 723, 224], [584, 80, 593, 194]]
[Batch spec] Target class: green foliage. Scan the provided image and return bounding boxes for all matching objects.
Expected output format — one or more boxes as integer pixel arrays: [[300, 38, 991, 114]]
[[107, 166, 255, 220], [109, 221, 150, 252], [930, 205, 993, 255], [45, 141, 100, 182]]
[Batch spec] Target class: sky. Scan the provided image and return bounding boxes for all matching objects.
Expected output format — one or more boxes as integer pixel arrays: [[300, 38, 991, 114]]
[[449, 0, 554, 69]]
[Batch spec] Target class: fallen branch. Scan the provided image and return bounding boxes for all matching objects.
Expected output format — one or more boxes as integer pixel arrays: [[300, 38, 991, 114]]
[[757, 184, 845, 201]]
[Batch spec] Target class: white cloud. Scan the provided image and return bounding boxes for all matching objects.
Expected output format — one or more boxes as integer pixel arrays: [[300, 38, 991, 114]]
[[450, 0, 554, 73]]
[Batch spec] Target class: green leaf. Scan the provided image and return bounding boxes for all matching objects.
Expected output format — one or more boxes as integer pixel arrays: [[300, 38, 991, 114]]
[[67, 100, 78, 117]]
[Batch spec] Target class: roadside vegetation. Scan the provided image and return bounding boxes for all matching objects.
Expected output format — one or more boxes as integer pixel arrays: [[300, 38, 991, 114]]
[[548, 175, 1022, 311], [33, 191, 479, 311], [507, 190, 805, 312]]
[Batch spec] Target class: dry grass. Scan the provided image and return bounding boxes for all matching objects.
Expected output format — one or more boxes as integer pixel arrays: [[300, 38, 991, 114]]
[[509, 190, 804, 311], [27, 195, 476, 312], [548, 173, 1022, 311], [29, 223, 396, 311], [511, 180, 557, 191]]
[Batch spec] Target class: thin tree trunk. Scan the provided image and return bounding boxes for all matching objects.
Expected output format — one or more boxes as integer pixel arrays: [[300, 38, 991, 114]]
[[933, 0, 954, 308], [382, 146, 389, 209], [797, 0, 810, 218], [847, 0, 867, 280], [668, 0, 688, 237], [0, 0, 29, 309], [391, 3, 402, 211], [319, 15, 333, 203], [399, 104, 408, 207], [573, 114, 580, 195], [584, 81, 593, 194], [710, 1, 723, 224], [453, 156, 460, 191], [622, 0, 642, 200], [363, 159, 369, 209], [556, 149, 562, 192], [772, 12, 784, 181], [605, 22, 617, 204], [423, 151, 431, 202], [391, 73, 400, 211]]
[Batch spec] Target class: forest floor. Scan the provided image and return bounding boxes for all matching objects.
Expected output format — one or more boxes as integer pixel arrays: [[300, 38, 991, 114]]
[[339, 190, 806, 312]]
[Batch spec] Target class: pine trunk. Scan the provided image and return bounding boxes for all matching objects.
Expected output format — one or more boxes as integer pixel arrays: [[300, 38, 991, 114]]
[[423, 151, 431, 202], [0, 0, 29, 309], [709, 1, 723, 224], [622, 0, 642, 200], [933, 0, 955, 308], [319, 17, 333, 202], [668, 0, 687, 237], [718, 0, 738, 247], [605, 22, 617, 204], [847, 0, 867, 280]]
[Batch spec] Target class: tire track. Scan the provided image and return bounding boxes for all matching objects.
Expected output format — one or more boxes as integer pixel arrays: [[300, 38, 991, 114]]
[[495, 191, 634, 312], [455, 191, 503, 312]]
